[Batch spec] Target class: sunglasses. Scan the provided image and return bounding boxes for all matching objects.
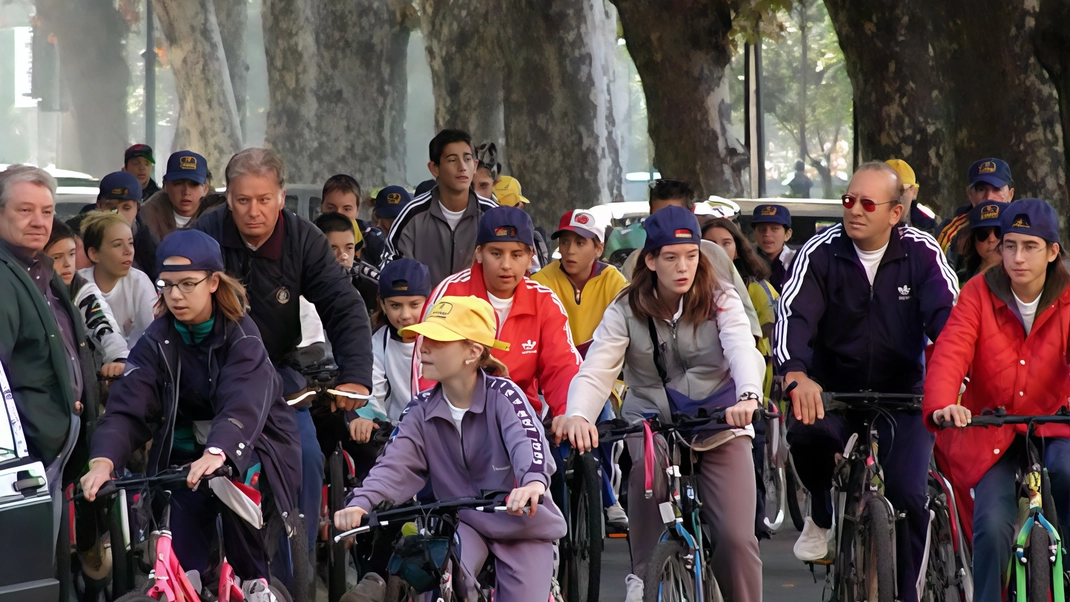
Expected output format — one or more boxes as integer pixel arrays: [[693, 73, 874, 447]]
[[841, 194, 898, 212], [973, 227, 1001, 241]]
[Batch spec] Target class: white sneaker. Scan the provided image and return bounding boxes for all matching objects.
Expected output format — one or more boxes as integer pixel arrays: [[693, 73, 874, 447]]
[[793, 517, 833, 561], [606, 502, 629, 529], [625, 573, 644, 602]]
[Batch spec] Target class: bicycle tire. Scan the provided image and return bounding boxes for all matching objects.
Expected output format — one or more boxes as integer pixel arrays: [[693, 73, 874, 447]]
[[272, 575, 295, 602], [109, 495, 133, 597], [921, 482, 963, 602], [566, 452, 602, 602], [642, 540, 698, 602], [384, 575, 416, 602], [859, 497, 896, 602], [763, 464, 786, 533], [785, 460, 806, 532], [1027, 521, 1052, 602], [290, 514, 313, 602], [328, 450, 348, 602], [114, 592, 157, 601]]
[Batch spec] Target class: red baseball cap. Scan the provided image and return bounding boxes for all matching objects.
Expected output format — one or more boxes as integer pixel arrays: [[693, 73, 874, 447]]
[[552, 209, 603, 243]]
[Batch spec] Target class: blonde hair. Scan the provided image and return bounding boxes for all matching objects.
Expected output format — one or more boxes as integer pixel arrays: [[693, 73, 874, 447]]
[[155, 271, 249, 323], [80, 211, 130, 256], [474, 344, 509, 377]]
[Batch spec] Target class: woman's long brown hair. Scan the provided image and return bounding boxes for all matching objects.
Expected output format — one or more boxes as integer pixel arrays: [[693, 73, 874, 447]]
[[701, 218, 771, 283], [627, 246, 722, 327], [155, 271, 249, 323]]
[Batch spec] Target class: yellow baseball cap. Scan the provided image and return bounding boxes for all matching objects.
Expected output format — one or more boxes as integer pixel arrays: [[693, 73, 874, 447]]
[[493, 176, 530, 207], [885, 159, 919, 189], [400, 296, 511, 351]]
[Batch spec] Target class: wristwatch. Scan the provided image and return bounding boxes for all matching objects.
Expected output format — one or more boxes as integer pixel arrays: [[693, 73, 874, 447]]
[[739, 392, 761, 403], [206, 447, 225, 458]]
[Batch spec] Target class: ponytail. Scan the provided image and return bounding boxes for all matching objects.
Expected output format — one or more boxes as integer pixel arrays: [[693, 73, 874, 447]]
[[476, 346, 510, 378]]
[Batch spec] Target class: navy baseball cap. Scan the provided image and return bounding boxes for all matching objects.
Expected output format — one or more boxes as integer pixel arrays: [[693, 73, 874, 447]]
[[375, 185, 413, 220], [644, 205, 701, 252], [967, 158, 1012, 189], [163, 150, 208, 184], [124, 144, 155, 165], [98, 171, 142, 202], [156, 229, 225, 277], [477, 206, 534, 247], [379, 258, 431, 299], [968, 201, 1008, 229], [1000, 198, 1060, 245], [415, 179, 436, 197], [751, 203, 791, 227]]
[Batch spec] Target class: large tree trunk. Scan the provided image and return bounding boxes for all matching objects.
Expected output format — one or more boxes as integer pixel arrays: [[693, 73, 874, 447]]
[[36, 0, 130, 176], [263, 0, 411, 187], [214, 0, 249, 138], [419, 0, 504, 149], [262, 0, 320, 184], [825, 0, 1067, 216], [611, 0, 740, 198], [1034, 0, 1070, 199], [153, 0, 243, 180], [499, 0, 623, 229]]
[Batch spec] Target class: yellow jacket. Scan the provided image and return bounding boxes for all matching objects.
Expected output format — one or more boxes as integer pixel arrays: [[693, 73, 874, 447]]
[[532, 260, 628, 356]]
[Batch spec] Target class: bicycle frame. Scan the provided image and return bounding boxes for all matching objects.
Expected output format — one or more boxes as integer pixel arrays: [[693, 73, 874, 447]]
[[656, 432, 711, 602]]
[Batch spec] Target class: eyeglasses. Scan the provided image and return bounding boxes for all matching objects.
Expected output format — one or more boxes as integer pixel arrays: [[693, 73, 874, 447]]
[[841, 194, 898, 212], [156, 275, 210, 294], [973, 227, 1000, 242]]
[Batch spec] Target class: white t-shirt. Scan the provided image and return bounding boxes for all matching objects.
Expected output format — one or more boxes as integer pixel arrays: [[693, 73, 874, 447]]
[[439, 202, 465, 231], [444, 393, 468, 433], [370, 326, 416, 422], [1013, 291, 1042, 334], [854, 242, 889, 285], [174, 212, 192, 228], [487, 292, 514, 324], [78, 267, 158, 347]]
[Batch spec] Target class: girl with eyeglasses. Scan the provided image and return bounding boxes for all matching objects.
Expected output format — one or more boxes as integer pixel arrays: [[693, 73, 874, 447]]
[[81, 229, 301, 597]]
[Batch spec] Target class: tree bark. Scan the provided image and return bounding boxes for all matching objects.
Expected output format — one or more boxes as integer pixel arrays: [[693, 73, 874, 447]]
[[263, 0, 411, 187], [153, 0, 243, 180], [262, 0, 320, 183], [611, 0, 740, 199], [36, 0, 130, 176], [1034, 0, 1070, 199], [825, 0, 1067, 215], [499, 0, 623, 229], [214, 0, 249, 138], [419, 0, 504, 150]]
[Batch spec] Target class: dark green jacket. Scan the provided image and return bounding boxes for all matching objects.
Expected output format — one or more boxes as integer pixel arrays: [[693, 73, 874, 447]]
[[0, 243, 83, 464]]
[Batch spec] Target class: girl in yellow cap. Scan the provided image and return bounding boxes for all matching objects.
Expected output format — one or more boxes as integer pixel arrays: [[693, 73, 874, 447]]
[[334, 295, 566, 601]]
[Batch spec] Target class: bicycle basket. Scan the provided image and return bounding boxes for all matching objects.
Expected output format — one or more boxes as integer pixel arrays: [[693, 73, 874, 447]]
[[387, 534, 450, 593]]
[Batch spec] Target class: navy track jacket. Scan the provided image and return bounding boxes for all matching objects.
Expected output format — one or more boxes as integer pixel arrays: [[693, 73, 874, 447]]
[[774, 224, 959, 394]]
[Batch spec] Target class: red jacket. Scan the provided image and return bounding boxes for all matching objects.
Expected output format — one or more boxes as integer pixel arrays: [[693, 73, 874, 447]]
[[923, 269, 1070, 538], [412, 261, 582, 417]]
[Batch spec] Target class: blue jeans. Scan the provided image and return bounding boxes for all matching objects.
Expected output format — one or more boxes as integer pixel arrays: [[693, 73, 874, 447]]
[[972, 437, 1070, 602], [787, 410, 933, 602], [295, 407, 322, 552]]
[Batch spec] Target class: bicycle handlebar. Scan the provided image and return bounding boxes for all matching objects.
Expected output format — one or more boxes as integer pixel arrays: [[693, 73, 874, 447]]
[[333, 491, 540, 541], [596, 407, 778, 444], [939, 408, 1070, 430], [818, 392, 924, 412], [76, 465, 234, 501]]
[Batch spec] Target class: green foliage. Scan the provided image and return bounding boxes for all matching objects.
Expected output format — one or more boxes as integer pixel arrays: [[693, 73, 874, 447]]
[[731, 0, 793, 46], [761, 0, 852, 196]]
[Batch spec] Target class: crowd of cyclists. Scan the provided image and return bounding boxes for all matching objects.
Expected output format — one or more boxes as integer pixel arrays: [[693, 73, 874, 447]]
[[1, 124, 1068, 602]]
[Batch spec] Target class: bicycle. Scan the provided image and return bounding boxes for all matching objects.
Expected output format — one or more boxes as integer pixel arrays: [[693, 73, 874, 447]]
[[919, 458, 973, 602], [597, 406, 773, 602], [796, 390, 925, 602], [298, 363, 380, 602], [548, 441, 603, 602], [333, 492, 535, 602], [760, 400, 789, 533], [938, 408, 1070, 602], [77, 465, 294, 602]]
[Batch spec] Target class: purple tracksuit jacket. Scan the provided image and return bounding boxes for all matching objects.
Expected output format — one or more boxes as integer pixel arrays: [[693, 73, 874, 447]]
[[348, 371, 566, 541]]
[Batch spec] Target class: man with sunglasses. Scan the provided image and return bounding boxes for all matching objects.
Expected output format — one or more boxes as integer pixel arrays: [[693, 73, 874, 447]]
[[774, 161, 958, 602], [935, 158, 1015, 252]]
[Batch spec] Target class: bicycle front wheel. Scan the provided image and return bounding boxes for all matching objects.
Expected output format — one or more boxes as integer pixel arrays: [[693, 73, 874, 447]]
[[328, 450, 348, 602], [643, 540, 698, 602], [1026, 521, 1053, 602], [857, 497, 896, 602], [567, 452, 603, 602], [785, 458, 807, 532]]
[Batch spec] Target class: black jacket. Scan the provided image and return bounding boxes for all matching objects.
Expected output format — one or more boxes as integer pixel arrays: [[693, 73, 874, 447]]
[[91, 313, 301, 512], [195, 206, 373, 394]]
